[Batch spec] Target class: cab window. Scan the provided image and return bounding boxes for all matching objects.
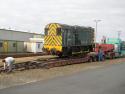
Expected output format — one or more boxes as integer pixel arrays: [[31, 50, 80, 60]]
[[56, 28, 61, 35], [45, 28, 48, 35]]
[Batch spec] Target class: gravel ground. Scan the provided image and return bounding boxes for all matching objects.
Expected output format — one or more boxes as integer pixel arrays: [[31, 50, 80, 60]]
[[0, 56, 125, 89]]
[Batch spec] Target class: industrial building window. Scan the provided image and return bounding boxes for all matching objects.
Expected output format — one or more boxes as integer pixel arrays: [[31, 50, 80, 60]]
[[38, 43, 40, 48], [13, 43, 17, 47], [45, 28, 48, 35], [0, 42, 3, 47], [56, 28, 61, 35]]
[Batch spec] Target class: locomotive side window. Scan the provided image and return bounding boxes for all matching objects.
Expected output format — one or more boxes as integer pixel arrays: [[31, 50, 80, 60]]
[[13, 43, 17, 47], [45, 28, 48, 35], [0, 42, 3, 47], [56, 28, 61, 35]]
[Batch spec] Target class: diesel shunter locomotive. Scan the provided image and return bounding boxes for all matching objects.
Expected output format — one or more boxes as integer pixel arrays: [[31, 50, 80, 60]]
[[43, 23, 95, 56]]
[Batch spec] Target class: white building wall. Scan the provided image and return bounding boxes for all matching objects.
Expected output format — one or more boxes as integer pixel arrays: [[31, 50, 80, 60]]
[[0, 29, 44, 53], [35, 42, 43, 53], [0, 29, 43, 41], [26, 38, 44, 53]]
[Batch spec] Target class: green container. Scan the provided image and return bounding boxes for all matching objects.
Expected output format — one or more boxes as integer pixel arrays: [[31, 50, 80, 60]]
[[121, 41, 125, 56], [106, 38, 121, 53], [106, 38, 121, 44]]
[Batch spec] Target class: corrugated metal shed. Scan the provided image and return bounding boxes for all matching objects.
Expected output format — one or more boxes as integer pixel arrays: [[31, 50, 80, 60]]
[[0, 29, 43, 42]]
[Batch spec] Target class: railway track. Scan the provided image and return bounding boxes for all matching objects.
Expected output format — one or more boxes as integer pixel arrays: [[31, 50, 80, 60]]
[[0, 56, 90, 73]]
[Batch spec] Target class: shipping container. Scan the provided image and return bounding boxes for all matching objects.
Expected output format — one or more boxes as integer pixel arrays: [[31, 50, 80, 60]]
[[106, 38, 121, 53], [106, 38, 121, 44], [121, 41, 125, 56]]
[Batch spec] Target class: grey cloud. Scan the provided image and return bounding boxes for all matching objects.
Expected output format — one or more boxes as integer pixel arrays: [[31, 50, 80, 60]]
[[0, 0, 125, 41]]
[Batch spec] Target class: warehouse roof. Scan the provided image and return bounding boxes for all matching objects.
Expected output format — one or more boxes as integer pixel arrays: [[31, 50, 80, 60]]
[[0, 29, 43, 42]]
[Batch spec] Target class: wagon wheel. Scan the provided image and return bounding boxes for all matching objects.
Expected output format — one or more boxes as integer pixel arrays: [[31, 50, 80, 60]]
[[93, 56, 97, 62], [89, 56, 93, 62], [102, 55, 105, 61]]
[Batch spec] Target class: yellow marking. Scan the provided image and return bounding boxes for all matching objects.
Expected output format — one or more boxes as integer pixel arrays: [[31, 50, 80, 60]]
[[44, 23, 63, 52], [44, 45, 62, 52], [45, 36, 49, 43], [53, 36, 60, 45], [44, 36, 49, 42], [3, 41, 8, 53], [49, 23, 56, 29], [46, 23, 61, 28], [47, 36, 52, 45], [45, 36, 52, 45], [44, 36, 49, 45], [48, 28, 55, 35], [49, 40, 53, 46], [54, 24, 58, 28], [54, 37, 60, 45], [49, 28, 56, 35], [44, 36, 62, 46], [57, 36, 62, 44], [49, 24, 52, 29]]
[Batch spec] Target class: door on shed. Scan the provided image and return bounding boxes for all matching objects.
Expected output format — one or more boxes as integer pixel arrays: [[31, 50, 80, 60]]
[[3, 41, 8, 53], [8, 41, 17, 53], [17, 41, 24, 52]]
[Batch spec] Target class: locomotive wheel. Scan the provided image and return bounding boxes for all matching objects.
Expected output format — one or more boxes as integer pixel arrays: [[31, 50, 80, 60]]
[[50, 49, 56, 55], [58, 53, 63, 57]]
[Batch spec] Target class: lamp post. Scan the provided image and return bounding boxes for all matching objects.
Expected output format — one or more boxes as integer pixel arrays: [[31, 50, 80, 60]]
[[94, 20, 101, 42], [118, 31, 121, 39]]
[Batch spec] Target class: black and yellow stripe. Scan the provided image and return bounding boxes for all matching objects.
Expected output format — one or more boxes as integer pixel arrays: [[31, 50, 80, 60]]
[[44, 23, 62, 52]]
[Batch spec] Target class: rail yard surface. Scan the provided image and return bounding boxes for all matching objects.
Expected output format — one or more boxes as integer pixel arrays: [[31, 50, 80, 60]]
[[0, 56, 125, 89], [0, 58, 125, 94], [0, 55, 56, 66]]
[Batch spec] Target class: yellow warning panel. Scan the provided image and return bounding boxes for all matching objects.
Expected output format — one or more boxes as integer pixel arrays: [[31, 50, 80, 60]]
[[3, 41, 8, 53]]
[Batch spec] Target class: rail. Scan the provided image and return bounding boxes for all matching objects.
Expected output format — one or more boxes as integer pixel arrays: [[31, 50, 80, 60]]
[[0, 56, 90, 73]]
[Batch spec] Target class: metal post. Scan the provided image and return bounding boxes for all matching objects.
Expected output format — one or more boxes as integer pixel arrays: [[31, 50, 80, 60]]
[[94, 20, 101, 42], [118, 31, 121, 39]]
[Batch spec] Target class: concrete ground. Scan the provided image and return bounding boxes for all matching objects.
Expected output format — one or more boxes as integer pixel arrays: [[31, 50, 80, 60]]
[[0, 57, 123, 89], [0, 60, 125, 94]]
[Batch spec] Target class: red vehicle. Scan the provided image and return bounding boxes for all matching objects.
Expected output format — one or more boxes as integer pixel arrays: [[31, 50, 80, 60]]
[[95, 44, 115, 59], [88, 43, 115, 62]]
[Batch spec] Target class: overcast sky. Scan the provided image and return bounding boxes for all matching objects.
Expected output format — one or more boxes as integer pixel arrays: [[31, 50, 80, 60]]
[[0, 0, 125, 41]]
